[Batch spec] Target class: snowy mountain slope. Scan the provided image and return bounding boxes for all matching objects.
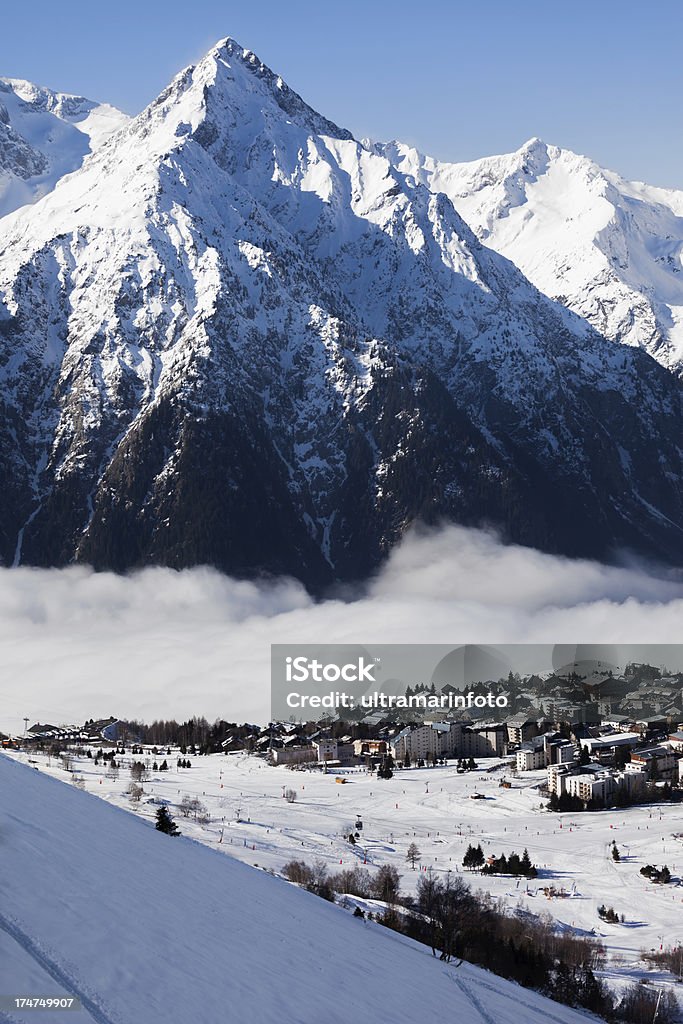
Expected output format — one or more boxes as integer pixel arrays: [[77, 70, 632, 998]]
[[0, 77, 128, 218], [375, 138, 683, 373], [0, 40, 682, 583], [0, 753, 602, 1024]]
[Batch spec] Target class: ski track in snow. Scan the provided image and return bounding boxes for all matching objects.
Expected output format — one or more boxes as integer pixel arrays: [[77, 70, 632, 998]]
[[449, 971, 501, 1024], [0, 914, 113, 1024]]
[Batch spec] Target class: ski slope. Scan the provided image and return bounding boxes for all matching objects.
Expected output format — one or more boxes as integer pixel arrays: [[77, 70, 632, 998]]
[[0, 753, 603, 1024], [7, 748, 683, 1006]]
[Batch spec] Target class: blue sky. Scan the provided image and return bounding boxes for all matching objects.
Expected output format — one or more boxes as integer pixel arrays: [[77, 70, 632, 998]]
[[2, 1, 681, 187]]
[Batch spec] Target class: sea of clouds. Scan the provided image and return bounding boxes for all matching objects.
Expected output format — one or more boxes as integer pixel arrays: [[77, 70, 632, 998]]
[[2, 525, 683, 735]]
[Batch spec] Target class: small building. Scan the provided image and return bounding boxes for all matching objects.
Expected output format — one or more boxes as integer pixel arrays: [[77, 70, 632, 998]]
[[354, 739, 388, 758], [636, 715, 670, 736], [601, 714, 634, 731]]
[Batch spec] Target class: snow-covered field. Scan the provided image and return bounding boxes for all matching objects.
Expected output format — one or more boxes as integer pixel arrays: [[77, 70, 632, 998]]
[[7, 747, 683, 1003], [0, 753, 605, 1024]]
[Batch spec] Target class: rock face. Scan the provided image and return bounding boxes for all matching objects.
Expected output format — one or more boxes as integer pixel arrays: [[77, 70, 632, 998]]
[[374, 137, 683, 375], [0, 40, 681, 587]]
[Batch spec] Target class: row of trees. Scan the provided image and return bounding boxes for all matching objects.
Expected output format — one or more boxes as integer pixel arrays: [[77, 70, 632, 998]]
[[642, 944, 683, 981], [283, 857, 619, 1017], [462, 843, 537, 878], [281, 855, 679, 1022], [481, 849, 537, 878], [282, 859, 401, 904], [597, 905, 623, 924], [640, 864, 671, 884]]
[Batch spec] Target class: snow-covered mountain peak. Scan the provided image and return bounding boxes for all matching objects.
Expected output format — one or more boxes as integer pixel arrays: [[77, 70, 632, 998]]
[[0, 76, 129, 217], [205, 37, 354, 141], [377, 136, 683, 371], [126, 36, 354, 159], [0, 45, 682, 581]]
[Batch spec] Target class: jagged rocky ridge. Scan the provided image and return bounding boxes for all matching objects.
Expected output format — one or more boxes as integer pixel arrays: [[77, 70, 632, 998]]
[[0, 40, 681, 587]]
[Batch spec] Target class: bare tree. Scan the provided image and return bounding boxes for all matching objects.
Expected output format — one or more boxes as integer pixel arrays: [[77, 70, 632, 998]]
[[330, 865, 372, 898], [130, 761, 150, 783], [372, 864, 401, 904], [417, 869, 472, 962], [179, 794, 206, 819]]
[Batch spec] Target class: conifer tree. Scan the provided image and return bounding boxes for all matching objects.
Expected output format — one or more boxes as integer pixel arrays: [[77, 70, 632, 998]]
[[155, 805, 180, 836]]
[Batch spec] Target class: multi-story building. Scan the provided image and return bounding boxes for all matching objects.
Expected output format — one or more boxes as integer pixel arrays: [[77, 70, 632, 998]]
[[467, 724, 507, 757], [506, 716, 539, 746], [516, 743, 547, 772], [630, 745, 678, 780], [548, 761, 648, 800], [314, 738, 338, 762], [390, 721, 508, 763], [517, 733, 573, 772], [390, 723, 456, 762], [564, 771, 614, 804]]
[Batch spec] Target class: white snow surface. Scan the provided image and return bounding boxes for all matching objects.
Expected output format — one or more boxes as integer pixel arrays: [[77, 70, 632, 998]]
[[0, 753, 603, 1024], [375, 138, 683, 373], [7, 748, 683, 1002], [0, 77, 128, 218]]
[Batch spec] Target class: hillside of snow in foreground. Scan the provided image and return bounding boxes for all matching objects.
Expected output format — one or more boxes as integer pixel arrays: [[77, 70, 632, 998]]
[[0, 754, 601, 1024]]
